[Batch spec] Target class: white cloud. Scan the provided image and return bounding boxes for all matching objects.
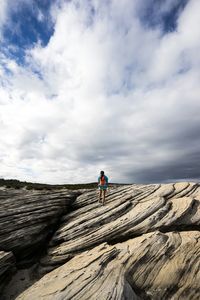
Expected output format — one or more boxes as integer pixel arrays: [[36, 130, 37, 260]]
[[0, 0, 8, 36], [0, 0, 200, 184]]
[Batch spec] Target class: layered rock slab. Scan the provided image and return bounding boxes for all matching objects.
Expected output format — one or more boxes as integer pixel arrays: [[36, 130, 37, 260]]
[[16, 231, 200, 300], [1, 183, 200, 299], [39, 182, 200, 271], [0, 188, 79, 264]]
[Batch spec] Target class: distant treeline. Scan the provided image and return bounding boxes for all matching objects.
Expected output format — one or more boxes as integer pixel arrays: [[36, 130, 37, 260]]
[[0, 178, 123, 190]]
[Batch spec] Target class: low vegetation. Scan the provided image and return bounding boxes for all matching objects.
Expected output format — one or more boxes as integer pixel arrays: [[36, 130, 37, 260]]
[[0, 178, 98, 190]]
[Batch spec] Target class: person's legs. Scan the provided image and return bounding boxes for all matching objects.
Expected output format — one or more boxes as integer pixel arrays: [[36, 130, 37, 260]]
[[99, 189, 102, 202], [102, 189, 106, 205]]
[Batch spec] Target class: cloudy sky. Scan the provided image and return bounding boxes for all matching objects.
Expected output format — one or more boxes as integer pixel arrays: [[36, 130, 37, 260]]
[[0, 0, 200, 184]]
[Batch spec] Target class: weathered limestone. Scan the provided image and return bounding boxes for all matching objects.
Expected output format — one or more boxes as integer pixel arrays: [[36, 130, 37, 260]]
[[16, 231, 200, 300], [39, 183, 200, 272], [1, 182, 200, 299], [0, 188, 79, 264]]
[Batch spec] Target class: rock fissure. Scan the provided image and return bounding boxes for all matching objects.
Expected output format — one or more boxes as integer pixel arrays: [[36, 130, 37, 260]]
[[0, 189, 80, 299]]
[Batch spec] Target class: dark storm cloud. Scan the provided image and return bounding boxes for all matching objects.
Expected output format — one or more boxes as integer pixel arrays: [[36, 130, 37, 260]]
[[129, 151, 200, 183], [123, 113, 200, 183]]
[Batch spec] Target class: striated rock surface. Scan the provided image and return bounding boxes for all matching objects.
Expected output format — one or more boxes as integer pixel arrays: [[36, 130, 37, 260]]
[[39, 182, 200, 273], [0, 188, 79, 265], [1, 182, 200, 299], [16, 230, 200, 300]]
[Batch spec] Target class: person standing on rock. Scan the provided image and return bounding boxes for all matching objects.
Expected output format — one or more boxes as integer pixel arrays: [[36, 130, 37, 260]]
[[98, 170, 108, 205]]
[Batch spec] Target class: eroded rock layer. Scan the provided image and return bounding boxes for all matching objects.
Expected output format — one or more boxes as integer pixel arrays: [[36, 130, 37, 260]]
[[16, 231, 200, 300], [1, 183, 200, 299], [39, 182, 200, 273], [0, 188, 79, 264]]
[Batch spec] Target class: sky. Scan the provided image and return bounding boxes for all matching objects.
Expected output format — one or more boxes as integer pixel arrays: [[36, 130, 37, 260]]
[[0, 0, 200, 184]]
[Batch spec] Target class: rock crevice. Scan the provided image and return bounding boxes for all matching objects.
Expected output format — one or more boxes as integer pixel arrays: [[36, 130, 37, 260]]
[[0, 188, 80, 296]]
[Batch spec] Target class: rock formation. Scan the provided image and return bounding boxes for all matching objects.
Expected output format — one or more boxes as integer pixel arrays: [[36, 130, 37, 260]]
[[16, 231, 200, 300], [0, 250, 15, 292], [0, 188, 79, 264], [0, 183, 200, 299]]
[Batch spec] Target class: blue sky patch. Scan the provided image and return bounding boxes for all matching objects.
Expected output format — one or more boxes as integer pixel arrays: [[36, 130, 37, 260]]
[[2, 0, 55, 63], [139, 0, 189, 33]]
